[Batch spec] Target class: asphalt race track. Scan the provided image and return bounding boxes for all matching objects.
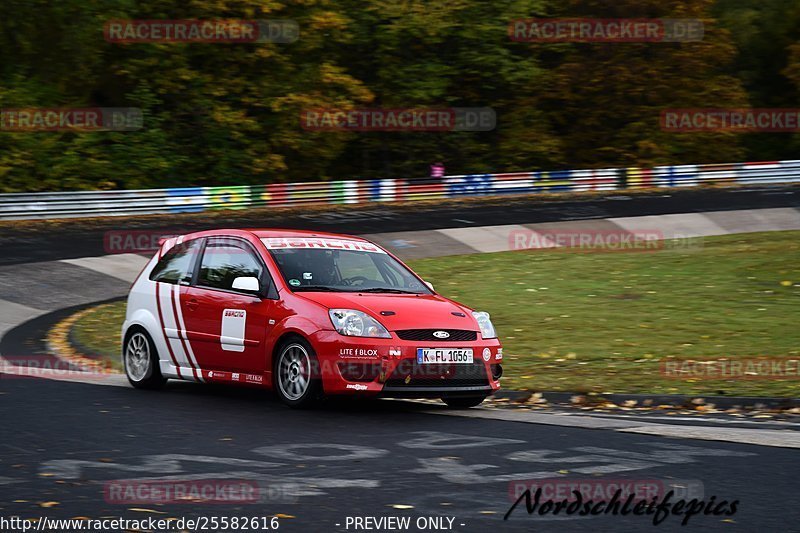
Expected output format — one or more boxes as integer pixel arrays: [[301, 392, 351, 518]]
[[1, 376, 798, 532], [1, 187, 799, 533]]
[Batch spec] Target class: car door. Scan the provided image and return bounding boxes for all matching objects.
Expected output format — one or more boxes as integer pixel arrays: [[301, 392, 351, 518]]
[[180, 236, 278, 378]]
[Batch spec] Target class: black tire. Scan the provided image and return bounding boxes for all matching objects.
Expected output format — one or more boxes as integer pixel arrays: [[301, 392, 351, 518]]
[[273, 337, 322, 408], [442, 396, 486, 409], [123, 328, 166, 390]]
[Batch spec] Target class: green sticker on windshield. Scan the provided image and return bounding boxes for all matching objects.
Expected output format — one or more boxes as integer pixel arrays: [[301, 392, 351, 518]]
[[289, 279, 301, 287]]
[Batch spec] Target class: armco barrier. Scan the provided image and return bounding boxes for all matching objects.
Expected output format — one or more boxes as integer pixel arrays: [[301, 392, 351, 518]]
[[0, 160, 798, 220]]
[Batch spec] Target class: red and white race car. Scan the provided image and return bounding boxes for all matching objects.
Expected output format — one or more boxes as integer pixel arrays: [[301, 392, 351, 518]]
[[122, 229, 502, 408]]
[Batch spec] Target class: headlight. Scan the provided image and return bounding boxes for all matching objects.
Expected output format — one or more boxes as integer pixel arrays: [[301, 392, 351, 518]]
[[472, 311, 497, 339], [329, 309, 391, 338]]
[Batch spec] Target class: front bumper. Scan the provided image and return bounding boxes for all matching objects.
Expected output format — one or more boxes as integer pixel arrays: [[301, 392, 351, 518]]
[[309, 330, 503, 398]]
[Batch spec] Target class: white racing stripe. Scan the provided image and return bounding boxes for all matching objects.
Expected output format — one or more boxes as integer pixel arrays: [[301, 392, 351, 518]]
[[153, 234, 202, 382], [171, 283, 203, 382], [158, 282, 193, 378]]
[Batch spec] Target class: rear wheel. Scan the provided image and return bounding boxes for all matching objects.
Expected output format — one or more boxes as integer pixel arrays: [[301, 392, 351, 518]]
[[442, 396, 486, 409], [124, 329, 166, 390], [274, 338, 321, 408]]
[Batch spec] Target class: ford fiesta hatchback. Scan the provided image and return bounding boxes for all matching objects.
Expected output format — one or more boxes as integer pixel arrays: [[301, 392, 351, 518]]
[[122, 229, 503, 408]]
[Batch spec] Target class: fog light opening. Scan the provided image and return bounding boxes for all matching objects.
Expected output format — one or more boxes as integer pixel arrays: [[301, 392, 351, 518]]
[[491, 364, 503, 380]]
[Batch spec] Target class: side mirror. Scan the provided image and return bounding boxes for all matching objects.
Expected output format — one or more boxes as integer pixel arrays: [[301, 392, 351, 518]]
[[232, 276, 260, 294], [424, 281, 435, 292]]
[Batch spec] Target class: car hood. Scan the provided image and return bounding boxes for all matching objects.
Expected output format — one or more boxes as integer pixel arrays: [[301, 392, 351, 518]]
[[296, 292, 476, 331]]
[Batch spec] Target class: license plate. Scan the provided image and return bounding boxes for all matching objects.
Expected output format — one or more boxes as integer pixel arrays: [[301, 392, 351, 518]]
[[416, 348, 474, 364]]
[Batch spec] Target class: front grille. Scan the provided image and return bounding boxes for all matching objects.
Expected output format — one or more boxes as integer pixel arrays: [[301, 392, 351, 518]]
[[384, 360, 488, 388], [395, 329, 478, 342]]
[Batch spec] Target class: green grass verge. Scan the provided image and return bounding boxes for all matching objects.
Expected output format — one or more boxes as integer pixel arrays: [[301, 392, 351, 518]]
[[69, 301, 126, 371], [412, 231, 800, 396], [67, 231, 800, 396]]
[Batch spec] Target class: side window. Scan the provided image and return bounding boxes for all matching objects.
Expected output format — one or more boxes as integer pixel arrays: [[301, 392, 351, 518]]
[[376, 255, 419, 289], [198, 238, 263, 292], [149, 240, 199, 284]]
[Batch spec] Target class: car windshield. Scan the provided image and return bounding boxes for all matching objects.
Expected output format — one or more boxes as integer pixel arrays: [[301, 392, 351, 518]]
[[263, 239, 431, 294]]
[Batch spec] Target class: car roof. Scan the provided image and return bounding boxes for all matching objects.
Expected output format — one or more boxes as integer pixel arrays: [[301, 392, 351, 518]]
[[192, 228, 370, 242], [248, 228, 370, 241]]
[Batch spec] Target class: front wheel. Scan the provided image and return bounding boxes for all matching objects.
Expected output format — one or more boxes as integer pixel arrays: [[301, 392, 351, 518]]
[[124, 329, 166, 390], [442, 396, 486, 409], [274, 338, 321, 408]]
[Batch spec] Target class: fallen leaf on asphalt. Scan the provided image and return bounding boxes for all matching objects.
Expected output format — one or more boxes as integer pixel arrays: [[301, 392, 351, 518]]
[[128, 508, 167, 514], [389, 504, 414, 510], [274, 513, 295, 519], [479, 511, 497, 515], [528, 392, 545, 404], [39, 501, 59, 508]]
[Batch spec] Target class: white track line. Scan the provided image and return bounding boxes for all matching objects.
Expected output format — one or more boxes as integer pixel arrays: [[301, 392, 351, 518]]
[[429, 408, 800, 449], [61, 253, 149, 283]]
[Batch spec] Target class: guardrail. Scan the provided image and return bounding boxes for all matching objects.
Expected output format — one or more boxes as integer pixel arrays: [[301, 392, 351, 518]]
[[1, 160, 798, 220]]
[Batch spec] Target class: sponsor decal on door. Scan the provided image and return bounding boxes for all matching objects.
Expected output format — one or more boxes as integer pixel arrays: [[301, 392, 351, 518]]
[[221, 309, 246, 352]]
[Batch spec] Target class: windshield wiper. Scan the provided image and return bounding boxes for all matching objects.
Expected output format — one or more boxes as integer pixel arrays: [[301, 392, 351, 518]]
[[292, 285, 347, 292], [356, 288, 419, 294]]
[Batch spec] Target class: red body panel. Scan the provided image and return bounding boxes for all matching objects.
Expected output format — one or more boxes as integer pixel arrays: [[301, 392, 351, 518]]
[[294, 293, 474, 331], [181, 285, 276, 374]]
